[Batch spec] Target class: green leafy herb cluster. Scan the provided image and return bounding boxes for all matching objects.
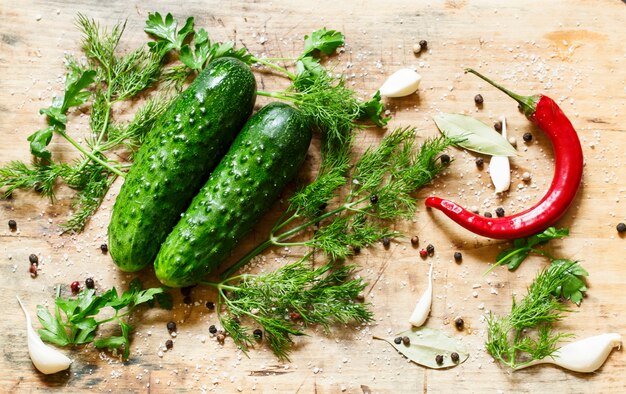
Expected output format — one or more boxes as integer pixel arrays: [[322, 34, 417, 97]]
[[37, 279, 171, 360], [485, 260, 588, 369], [0, 14, 171, 231], [203, 260, 372, 360]]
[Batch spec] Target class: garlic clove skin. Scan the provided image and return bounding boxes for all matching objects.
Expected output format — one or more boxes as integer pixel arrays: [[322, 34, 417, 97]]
[[489, 116, 511, 193], [16, 296, 72, 375], [515, 333, 622, 373], [408, 263, 433, 327], [379, 68, 422, 98]]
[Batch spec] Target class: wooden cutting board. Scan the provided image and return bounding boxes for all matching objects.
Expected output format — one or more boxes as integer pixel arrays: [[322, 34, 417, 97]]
[[1, 1, 625, 392]]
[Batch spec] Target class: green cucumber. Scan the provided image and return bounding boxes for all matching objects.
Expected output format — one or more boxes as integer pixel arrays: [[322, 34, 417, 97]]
[[154, 102, 312, 287], [108, 57, 256, 272]]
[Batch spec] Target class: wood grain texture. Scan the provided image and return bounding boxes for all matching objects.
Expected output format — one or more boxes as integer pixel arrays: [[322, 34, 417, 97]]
[[1, 0, 625, 392]]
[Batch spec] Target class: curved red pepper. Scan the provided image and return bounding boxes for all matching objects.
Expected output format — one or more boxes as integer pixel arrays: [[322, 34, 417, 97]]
[[426, 69, 584, 239]]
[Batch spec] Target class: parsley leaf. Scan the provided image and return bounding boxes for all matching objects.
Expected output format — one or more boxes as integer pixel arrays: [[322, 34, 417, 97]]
[[36, 280, 170, 359], [491, 227, 570, 272], [303, 28, 345, 56], [145, 12, 194, 55], [27, 127, 54, 160], [549, 259, 588, 305], [358, 91, 389, 127]]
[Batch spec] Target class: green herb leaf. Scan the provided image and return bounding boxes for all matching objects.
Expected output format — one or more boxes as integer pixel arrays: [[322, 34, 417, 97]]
[[62, 69, 97, 111], [374, 327, 469, 369], [549, 259, 588, 305], [358, 91, 389, 127], [303, 28, 345, 56], [27, 127, 54, 160], [145, 12, 194, 54], [36, 305, 70, 346], [433, 113, 517, 156]]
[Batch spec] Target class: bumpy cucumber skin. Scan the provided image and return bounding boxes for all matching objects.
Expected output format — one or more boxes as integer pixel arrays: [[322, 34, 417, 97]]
[[108, 57, 256, 272], [154, 102, 312, 287]]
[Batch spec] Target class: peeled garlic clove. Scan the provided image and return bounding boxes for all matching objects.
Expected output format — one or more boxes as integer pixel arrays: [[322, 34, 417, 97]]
[[489, 116, 511, 193], [408, 263, 433, 327], [515, 333, 622, 373], [379, 68, 422, 98], [16, 296, 72, 374]]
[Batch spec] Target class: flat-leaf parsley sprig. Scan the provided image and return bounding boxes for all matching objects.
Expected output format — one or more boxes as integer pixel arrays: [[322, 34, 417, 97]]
[[37, 279, 172, 360]]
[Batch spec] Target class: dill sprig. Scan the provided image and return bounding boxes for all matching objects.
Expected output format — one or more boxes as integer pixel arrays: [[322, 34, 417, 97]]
[[203, 259, 372, 360], [485, 260, 587, 369], [221, 128, 453, 278]]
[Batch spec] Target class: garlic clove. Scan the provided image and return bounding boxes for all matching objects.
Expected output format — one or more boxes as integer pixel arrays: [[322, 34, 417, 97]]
[[16, 296, 72, 375], [515, 333, 622, 373], [408, 263, 433, 327], [379, 68, 422, 98], [489, 116, 511, 193]]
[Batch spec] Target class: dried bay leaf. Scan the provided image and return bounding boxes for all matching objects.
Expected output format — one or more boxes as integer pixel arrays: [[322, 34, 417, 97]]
[[433, 113, 517, 157], [373, 326, 469, 369]]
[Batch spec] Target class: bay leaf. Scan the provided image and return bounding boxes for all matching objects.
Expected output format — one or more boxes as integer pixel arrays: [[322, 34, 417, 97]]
[[433, 113, 518, 157], [373, 326, 469, 369]]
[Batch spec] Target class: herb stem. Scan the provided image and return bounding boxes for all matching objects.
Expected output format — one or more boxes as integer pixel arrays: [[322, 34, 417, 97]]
[[57, 129, 125, 177], [252, 58, 296, 79]]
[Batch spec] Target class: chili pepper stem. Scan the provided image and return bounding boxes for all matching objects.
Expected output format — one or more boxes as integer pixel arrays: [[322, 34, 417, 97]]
[[464, 68, 540, 117]]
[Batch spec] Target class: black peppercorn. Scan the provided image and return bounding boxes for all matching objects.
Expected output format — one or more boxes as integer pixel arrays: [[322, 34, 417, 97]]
[[8, 219, 17, 231], [454, 252, 462, 263], [369, 194, 379, 204], [474, 94, 484, 106], [352, 245, 361, 254], [494, 121, 502, 132], [165, 339, 173, 350], [410, 236, 419, 247], [166, 321, 177, 333], [475, 157, 484, 168], [85, 277, 95, 289], [402, 336, 410, 346], [206, 301, 215, 310], [253, 329, 263, 340], [426, 243, 434, 256], [435, 354, 444, 365], [209, 325, 218, 334], [100, 243, 108, 253], [440, 154, 451, 164], [454, 317, 464, 331], [451, 352, 460, 363], [617, 222, 626, 233], [419, 40, 428, 51], [393, 336, 402, 345], [382, 236, 391, 248], [29, 254, 39, 265], [484, 212, 492, 218], [495, 207, 505, 217], [523, 132, 533, 142]]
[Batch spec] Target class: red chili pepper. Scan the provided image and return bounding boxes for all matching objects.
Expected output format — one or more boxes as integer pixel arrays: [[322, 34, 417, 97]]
[[425, 69, 584, 239]]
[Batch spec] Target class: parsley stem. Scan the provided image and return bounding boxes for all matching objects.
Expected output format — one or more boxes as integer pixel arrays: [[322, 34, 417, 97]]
[[57, 129, 125, 178], [252, 58, 296, 79]]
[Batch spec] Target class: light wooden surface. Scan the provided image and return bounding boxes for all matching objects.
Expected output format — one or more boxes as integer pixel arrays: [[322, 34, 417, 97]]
[[1, 1, 625, 392]]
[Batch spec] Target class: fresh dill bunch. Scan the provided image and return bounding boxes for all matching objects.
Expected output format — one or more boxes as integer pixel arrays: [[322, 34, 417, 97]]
[[485, 260, 587, 369], [222, 128, 453, 278], [207, 260, 372, 360], [0, 161, 72, 199]]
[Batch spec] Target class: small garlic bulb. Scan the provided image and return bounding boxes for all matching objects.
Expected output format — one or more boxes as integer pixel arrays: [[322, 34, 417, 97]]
[[16, 296, 72, 374], [379, 68, 422, 98]]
